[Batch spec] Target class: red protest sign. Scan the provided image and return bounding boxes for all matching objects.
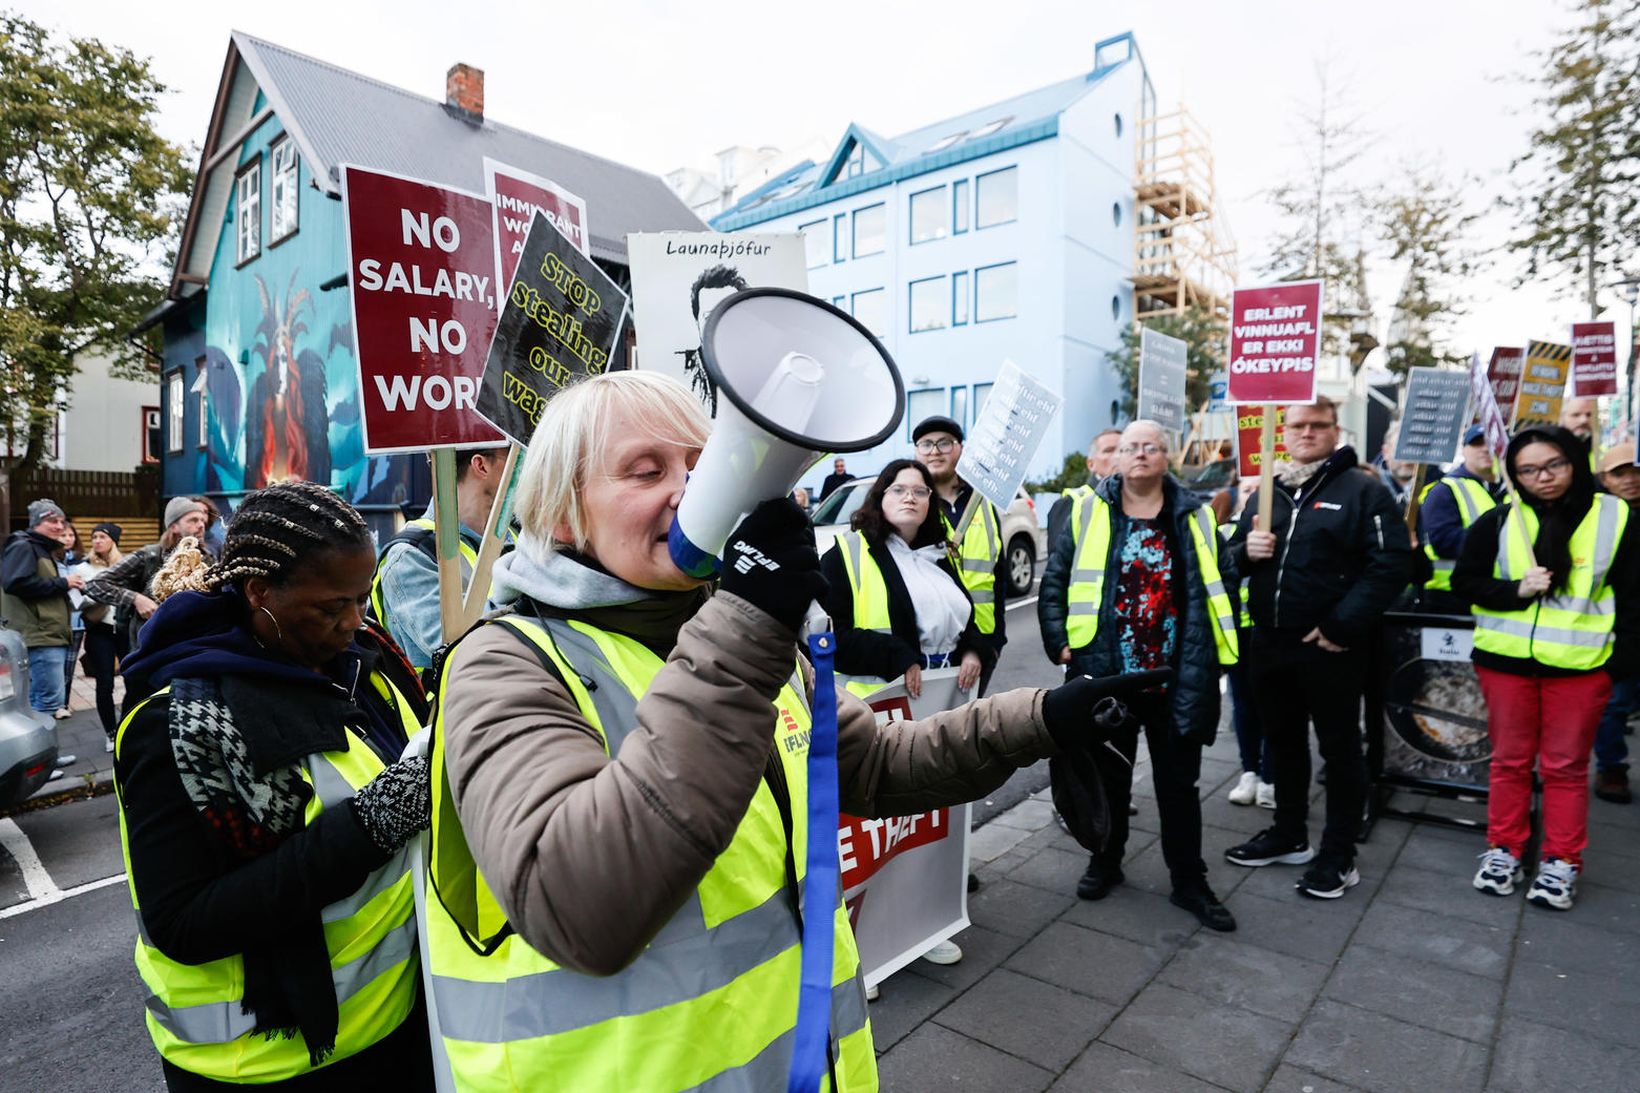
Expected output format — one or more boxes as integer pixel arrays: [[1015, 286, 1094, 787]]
[[342, 165, 505, 454], [1226, 280, 1324, 405], [1571, 321, 1619, 397], [1470, 351, 1511, 461], [486, 158, 590, 289], [1486, 348, 1524, 418], [1235, 404, 1291, 478]]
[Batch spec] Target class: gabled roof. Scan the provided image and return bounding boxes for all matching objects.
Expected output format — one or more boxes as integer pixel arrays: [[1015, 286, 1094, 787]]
[[170, 32, 703, 295], [712, 32, 1147, 232]]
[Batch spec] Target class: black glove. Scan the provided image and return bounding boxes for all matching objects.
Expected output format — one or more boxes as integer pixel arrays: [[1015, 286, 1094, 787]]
[[719, 498, 827, 632], [1041, 669, 1171, 751], [350, 753, 431, 853]]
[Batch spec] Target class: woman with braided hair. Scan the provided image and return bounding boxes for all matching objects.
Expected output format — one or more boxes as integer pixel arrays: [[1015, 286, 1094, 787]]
[[113, 482, 435, 1091]]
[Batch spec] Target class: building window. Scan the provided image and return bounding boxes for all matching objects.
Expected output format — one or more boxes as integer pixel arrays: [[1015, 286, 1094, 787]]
[[269, 138, 299, 243], [833, 214, 848, 262], [975, 262, 1018, 323], [195, 359, 209, 449], [950, 386, 969, 430], [235, 159, 261, 264], [1112, 201, 1122, 228], [851, 287, 886, 337], [852, 203, 885, 258], [1111, 294, 1121, 321], [800, 220, 828, 269], [909, 276, 948, 333], [909, 186, 948, 245], [166, 371, 184, 453], [832, 294, 847, 309], [925, 131, 966, 155], [968, 117, 1012, 141], [1114, 113, 1124, 139], [976, 167, 1017, 229], [953, 271, 970, 326], [142, 407, 162, 465], [953, 180, 969, 234], [973, 383, 993, 421], [906, 389, 944, 439]]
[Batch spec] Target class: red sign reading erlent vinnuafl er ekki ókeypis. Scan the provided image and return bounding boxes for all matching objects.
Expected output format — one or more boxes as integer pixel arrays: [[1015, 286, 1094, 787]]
[[1226, 279, 1324, 406]]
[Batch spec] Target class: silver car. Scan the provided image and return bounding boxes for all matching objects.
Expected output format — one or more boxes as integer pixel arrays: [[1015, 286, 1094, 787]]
[[0, 627, 58, 807], [809, 479, 1042, 596]]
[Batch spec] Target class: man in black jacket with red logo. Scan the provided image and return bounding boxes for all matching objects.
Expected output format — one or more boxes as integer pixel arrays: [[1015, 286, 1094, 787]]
[[1223, 396, 1413, 899]]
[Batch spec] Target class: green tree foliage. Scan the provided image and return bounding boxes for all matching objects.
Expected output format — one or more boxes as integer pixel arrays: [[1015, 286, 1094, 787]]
[[1024, 449, 1095, 496], [1378, 165, 1481, 374], [1508, 0, 1640, 317], [0, 14, 189, 473], [1104, 305, 1225, 420]]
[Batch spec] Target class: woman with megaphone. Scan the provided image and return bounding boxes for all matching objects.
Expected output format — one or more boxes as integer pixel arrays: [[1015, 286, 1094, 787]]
[[423, 370, 1142, 1093]]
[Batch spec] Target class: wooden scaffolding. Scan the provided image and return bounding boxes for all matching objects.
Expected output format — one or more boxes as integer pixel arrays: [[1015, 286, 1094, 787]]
[[1131, 107, 1236, 324]]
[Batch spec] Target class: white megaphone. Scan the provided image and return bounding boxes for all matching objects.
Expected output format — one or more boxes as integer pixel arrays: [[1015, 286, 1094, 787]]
[[668, 287, 906, 578]]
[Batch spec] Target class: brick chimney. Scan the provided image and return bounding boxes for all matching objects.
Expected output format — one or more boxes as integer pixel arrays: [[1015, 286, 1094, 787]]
[[445, 63, 484, 124]]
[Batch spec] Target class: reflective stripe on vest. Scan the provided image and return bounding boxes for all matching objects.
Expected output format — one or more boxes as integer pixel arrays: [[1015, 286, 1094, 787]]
[[942, 500, 999, 634], [369, 517, 481, 627], [113, 677, 422, 1083], [1420, 477, 1497, 592], [1184, 505, 1240, 666], [1472, 495, 1628, 670], [424, 615, 876, 1092]]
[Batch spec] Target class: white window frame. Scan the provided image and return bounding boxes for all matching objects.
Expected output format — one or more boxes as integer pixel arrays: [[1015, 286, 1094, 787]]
[[800, 219, 828, 269], [852, 203, 886, 258], [975, 262, 1018, 323], [236, 159, 261, 264], [166, 371, 184, 453], [269, 138, 299, 243], [975, 166, 1018, 230]]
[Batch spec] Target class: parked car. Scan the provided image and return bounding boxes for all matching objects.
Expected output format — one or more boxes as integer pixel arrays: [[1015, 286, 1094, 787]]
[[809, 479, 1041, 596], [0, 627, 57, 808]]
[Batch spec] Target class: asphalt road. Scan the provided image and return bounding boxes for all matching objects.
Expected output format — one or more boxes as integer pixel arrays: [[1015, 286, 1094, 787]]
[[0, 584, 1061, 1088]]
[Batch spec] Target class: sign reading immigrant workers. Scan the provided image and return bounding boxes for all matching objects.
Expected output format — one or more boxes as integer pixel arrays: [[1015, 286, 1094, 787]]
[[841, 669, 970, 987], [1570, 321, 1619, 398], [1486, 347, 1524, 419], [1514, 341, 1571, 427], [341, 165, 507, 453], [475, 210, 628, 446], [1235, 404, 1290, 478], [960, 360, 1064, 514], [485, 158, 590, 288], [1225, 279, 1324, 405], [1392, 368, 1471, 466], [1137, 327, 1189, 432]]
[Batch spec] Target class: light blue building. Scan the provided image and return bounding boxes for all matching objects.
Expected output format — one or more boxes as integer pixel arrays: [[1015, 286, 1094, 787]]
[[712, 33, 1154, 480]]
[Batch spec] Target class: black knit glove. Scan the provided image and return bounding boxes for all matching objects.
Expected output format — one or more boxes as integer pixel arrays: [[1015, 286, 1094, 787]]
[[719, 498, 827, 632], [350, 753, 431, 853], [1041, 669, 1172, 751]]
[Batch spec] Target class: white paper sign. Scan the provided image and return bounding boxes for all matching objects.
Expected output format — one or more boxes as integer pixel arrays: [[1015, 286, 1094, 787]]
[[960, 360, 1064, 513], [1420, 626, 1474, 662], [1137, 327, 1189, 432]]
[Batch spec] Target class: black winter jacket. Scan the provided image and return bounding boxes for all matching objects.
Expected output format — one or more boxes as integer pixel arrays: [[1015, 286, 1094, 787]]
[[1226, 446, 1414, 648], [819, 533, 993, 683], [1038, 474, 1224, 744], [0, 528, 71, 646]]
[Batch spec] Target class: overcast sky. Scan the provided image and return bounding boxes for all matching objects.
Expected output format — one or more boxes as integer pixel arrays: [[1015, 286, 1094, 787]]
[[20, 0, 1635, 362]]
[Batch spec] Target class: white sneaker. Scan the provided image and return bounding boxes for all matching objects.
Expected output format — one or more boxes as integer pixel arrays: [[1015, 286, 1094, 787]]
[[921, 939, 963, 965], [1228, 771, 1260, 805], [104, 737, 115, 754], [54, 707, 72, 720], [1526, 857, 1578, 911], [1255, 781, 1276, 809], [1473, 847, 1524, 896], [865, 983, 880, 1002]]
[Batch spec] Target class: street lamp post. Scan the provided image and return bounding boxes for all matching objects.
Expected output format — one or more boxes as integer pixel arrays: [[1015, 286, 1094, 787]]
[[1613, 279, 1639, 440]]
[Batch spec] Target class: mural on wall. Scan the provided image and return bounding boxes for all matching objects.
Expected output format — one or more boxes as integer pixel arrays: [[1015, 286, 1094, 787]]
[[245, 272, 331, 489]]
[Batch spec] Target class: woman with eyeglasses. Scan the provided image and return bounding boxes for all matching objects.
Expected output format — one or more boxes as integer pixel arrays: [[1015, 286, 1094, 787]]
[[821, 458, 989, 701], [1453, 424, 1640, 911]]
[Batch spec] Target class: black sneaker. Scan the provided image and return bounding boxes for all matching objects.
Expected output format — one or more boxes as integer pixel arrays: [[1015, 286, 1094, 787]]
[[1170, 884, 1237, 932], [1297, 857, 1360, 899], [1076, 858, 1124, 900], [1224, 828, 1316, 868]]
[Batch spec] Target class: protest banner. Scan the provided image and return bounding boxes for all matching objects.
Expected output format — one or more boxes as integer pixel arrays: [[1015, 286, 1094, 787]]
[[1514, 341, 1571, 427], [1137, 327, 1188, 433], [1570, 321, 1619, 398], [1235, 404, 1290, 478], [1225, 279, 1324, 406], [840, 669, 970, 987], [474, 211, 628, 446], [1486, 348, 1524, 420], [626, 232, 808, 418], [959, 360, 1063, 521], [1393, 368, 1471, 465], [485, 158, 590, 286], [341, 165, 507, 454]]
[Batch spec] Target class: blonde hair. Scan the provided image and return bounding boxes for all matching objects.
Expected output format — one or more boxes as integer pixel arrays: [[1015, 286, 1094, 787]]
[[1121, 419, 1171, 453], [150, 537, 212, 603], [514, 371, 711, 552]]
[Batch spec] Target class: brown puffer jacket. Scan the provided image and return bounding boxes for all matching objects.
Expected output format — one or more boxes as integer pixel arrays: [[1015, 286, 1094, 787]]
[[439, 589, 1056, 977]]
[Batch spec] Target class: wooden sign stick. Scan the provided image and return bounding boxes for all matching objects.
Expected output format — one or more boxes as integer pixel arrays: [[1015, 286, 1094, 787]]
[[430, 448, 464, 646], [1256, 403, 1277, 531], [461, 443, 522, 629], [1402, 464, 1427, 545]]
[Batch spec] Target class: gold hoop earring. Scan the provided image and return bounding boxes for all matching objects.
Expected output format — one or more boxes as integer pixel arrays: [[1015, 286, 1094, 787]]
[[259, 606, 284, 646]]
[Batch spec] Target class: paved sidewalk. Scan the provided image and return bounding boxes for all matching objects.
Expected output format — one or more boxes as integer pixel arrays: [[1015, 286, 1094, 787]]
[[24, 667, 122, 803], [870, 732, 1640, 1092]]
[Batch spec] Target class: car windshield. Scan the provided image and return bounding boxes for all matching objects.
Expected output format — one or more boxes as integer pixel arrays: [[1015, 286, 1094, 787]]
[[812, 482, 871, 527]]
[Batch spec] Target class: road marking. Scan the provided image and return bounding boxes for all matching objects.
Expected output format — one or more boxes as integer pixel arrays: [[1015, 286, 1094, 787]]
[[0, 872, 126, 920], [0, 817, 57, 902], [1007, 595, 1038, 611]]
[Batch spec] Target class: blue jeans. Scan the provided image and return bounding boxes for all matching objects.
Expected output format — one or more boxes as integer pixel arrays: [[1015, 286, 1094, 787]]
[[1594, 676, 1637, 773], [27, 645, 68, 716]]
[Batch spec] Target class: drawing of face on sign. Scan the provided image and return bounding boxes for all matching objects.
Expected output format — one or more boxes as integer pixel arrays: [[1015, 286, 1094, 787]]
[[678, 264, 748, 417]]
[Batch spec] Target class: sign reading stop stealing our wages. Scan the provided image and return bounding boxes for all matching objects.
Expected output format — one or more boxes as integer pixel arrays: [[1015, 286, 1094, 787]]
[[1226, 279, 1324, 406]]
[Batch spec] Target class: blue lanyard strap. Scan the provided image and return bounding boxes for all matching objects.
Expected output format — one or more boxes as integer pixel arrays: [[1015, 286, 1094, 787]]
[[789, 632, 842, 1093]]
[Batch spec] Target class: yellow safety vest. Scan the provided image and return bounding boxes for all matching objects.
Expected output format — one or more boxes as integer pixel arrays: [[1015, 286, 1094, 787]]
[[1420, 477, 1498, 592], [1063, 493, 1239, 665], [1472, 495, 1629, 670], [832, 531, 899, 697], [423, 614, 876, 1093], [941, 496, 1000, 635], [113, 673, 422, 1084], [368, 517, 481, 629]]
